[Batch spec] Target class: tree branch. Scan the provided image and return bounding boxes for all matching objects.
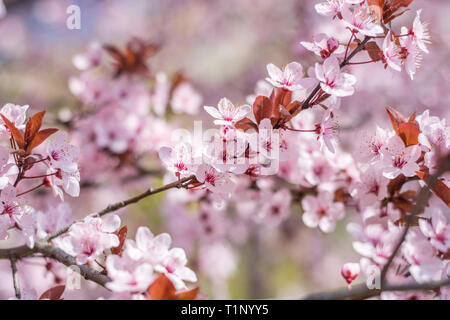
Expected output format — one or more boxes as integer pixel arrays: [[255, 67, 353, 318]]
[[302, 278, 450, 300], [10, 257, 21, 299], [380, 157, 450, 283]]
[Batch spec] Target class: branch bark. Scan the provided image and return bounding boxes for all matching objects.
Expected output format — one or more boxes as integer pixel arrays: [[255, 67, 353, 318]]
[[302, 278, 450, 300]]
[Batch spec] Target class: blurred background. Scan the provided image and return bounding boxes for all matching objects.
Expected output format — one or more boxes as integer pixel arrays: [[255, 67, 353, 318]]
[[0, 0, 448, 299]]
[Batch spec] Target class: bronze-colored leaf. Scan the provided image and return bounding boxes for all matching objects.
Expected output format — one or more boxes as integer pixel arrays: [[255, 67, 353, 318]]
[[0, 114, 25, 149], [111, 226, 128, 256], [398, 122, 421, 146], [25, 128, 59, 154], [24, 111, 45, 144], [253, 96, 273, 125], [39, 285, 65, 300]]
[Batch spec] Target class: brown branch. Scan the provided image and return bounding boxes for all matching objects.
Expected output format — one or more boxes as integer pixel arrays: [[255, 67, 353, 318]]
[[10, 257, 21, 299], [380, 157, 450, 283], [33, 243, 111, 288], [44, 174, 196, 242], [286, 36, 371, 119], [302, 278, 450, 300]]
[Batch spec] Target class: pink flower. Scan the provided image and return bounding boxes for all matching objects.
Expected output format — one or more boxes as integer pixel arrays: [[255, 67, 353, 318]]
[[412, 9, 431, 54], [35, 202, 74, 239], [381, 135, 421, 179], [60, 214, 121, 265], [72, 41, 103, 70], [170, 82, 203, 115], [356, 126, 392, 163], [315, 0, 361, 18], [204, 98, 251, 126], [399, 28, 422, 80], [0, 184, 35, 247], [315, 114, 339, 153], [47, 132, 80, 173], [341, 6, 384, 37], [301, 191, 345, 233], [402, 230, 443, 283], [195, 164, 235, 197], [154, 248, 197, 290], [158, 142, 195, 179], [248, 118, 288, 161], [355, 169, 389, 209], [125, 226, 172, 264], [0, 103, 29, 139], [301, 34, 344, 59], [0, 146, 17, 189], [106, 253, 155, 293], [265, 62, 310, 91], [383, 32, 402, 72], [341, 262, 360, 287], [419, 210, 449, 253], [256, 189, 292, 226], [315, 56, 356, 97]]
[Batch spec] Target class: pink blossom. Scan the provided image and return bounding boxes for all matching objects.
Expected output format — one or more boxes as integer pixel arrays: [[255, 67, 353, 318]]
[[47, 132, 80, 173], [158, 142, 195, 179], [315, 56, 356, 97], [301, 34, 344, 59], [257, 189, 292, 226], [314, 0, 361, 18], [204, 98, 251, 126], [412, 9, 431, 54], [315, 114, 339, 153], [195, 164, 235, 197], [302, 191, 345, 233], [170, 82, 203, 115], [419, 210, 449, 253], [341, 6, 384, 37], [106, 253, 155, 293], [381, 135, 421, 179], [341, 262, 360, 287], [60, 214, 121, 265], [265, 62, 310, 91], [72, 41, 103, 71], [0, 103, 29, 139], [383, 32, 402, 72]]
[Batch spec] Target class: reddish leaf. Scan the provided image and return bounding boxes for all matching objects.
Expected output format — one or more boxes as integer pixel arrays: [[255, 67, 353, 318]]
[[398, 122, 421, 146], [24, 111, 45, 144], [174, 287, 200, 300], [148, 274, 199, 300], [235, 118, 258, 132], [417, 168, 450, 208], [26, 128, 59, 154], [148, 274, 176, 300], [39, 285, 65, 300], [365, 41, 383, 62], [383, 0, 414, 24], [253, 96, 273, 125], [111, 226, 128, 256], [0, 114, 25, 148], [386, 106, 407, 135]]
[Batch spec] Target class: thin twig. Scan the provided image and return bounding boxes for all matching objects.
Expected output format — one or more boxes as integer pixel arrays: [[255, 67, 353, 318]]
[[380, 157, 450, 283], [302, 278, 450, 300], [10, 257, 21, 299], [44, 175, 197, 242]]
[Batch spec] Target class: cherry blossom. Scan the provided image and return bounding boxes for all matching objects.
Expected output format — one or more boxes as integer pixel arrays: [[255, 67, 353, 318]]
[[341, 262, 360, 288], [383, 32, 402, 72], [341, 5, 384, 37], [412, 10, 431, 54], [0, 103, 29, 139], [418, 210, 449, 253], [315, 56, 356, 97], [265, 62, 310, 91], [301, 33, 344, 59], [381, 136, 421, 179], [301, 191, 345, 233], [158, 142, 195, 179], [170, 82, 203, 115], [59, 214, 121, 265], [204, 98, 251, 127]]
